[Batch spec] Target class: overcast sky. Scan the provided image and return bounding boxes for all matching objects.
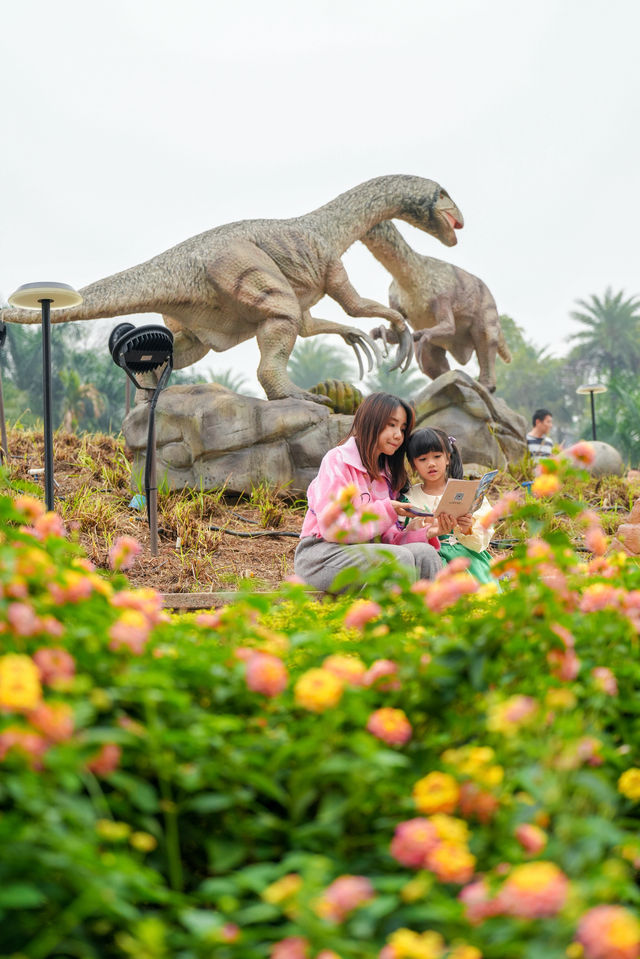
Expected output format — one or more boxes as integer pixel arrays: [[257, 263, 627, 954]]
[[2, 0, 638, 394]]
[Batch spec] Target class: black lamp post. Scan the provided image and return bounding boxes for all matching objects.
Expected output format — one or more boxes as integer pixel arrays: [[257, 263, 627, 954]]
[[576, 384, 607, 442], [7, 282, 83, 510], [109, 322, 173, 556], [0, 319, 7, 466]]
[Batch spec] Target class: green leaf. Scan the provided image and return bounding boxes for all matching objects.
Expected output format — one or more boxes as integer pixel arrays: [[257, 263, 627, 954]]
[[0, 883, 46, 908]]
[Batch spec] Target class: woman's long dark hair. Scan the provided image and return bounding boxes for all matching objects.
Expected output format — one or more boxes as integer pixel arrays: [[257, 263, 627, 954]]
[[406, 427, 464, 479], [345, 392, 414, 494]]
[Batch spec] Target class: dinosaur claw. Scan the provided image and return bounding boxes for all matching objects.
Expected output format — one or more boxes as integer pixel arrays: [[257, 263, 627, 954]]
[[387, 327, 414, 373], [345, 330, 382, 379]]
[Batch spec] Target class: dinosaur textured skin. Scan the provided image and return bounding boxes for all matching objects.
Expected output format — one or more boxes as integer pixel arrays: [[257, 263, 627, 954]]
[[363, 221, 510, 393], [3, 175, 462, 404]]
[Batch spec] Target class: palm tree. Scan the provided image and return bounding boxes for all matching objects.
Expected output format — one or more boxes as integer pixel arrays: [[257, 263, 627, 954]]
[[363, 361, 426, 401], [287, 337, 356, 389], [59, 370, 105, 432], [567, 287, 640, 381], [206, 368, 256, 394]]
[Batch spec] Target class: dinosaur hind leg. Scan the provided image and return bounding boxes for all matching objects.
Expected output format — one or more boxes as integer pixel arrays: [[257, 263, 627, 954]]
[[415, 341, 450, 380], [256, 316, 330, 404]]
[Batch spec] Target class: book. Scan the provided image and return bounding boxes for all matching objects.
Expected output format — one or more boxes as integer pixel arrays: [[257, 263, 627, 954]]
[[433, 470, 498, 519]]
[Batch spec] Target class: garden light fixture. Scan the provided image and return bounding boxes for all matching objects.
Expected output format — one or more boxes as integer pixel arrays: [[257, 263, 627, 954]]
[[7, 282, 83, 510], [108, 322, 174, 556], [576, 383, 607, 442]]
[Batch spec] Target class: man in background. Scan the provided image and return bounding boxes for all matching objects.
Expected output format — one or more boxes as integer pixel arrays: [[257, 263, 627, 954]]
[[527, 408, 554, 459]]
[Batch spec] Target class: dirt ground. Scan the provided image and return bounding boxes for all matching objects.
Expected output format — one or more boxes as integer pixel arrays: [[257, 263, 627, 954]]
[[3, 429, 303, 598]]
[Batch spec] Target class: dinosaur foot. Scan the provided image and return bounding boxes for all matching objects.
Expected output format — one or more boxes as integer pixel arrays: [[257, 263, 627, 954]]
[[340, 329, 383, 380]]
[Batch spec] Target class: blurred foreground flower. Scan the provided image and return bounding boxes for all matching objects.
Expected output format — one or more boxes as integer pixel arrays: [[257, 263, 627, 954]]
[[108, 535, 143, 571], [413, 771, 460, 814], [294, 668, 343, 713], [0, 653, 42, 711], [344, 599, 382, 630], [315, 874, 374, 922], [367, 707, 412, 746], [245, 652, 288, 697], [576, 904, 640, 959], [531, 474, 561, 498], [619, 768, 640, 801], [379, 927, 445, 959], [496, 861, 569, 918]]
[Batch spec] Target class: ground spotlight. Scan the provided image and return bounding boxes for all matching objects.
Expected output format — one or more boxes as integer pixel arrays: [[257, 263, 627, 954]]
[[109, 322, 174, 556]]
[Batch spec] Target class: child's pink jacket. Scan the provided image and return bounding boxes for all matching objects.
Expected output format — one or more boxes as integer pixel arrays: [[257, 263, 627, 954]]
[[300, 437, 440, 548]]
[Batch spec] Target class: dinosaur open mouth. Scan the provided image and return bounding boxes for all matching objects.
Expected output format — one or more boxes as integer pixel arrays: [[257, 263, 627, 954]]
[[443, 211, 463, 230]]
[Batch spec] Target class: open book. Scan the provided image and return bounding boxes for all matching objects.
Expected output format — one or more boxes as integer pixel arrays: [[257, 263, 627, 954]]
[[434, 470, 499, 519]]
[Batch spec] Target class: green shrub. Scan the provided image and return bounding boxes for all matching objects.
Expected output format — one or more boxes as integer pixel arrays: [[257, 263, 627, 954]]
[[1, 447, 640, 959]]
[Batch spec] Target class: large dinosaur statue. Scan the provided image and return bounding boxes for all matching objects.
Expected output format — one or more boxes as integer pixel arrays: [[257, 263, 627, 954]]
[[2, 175, 463, 404], [362, 221, 511, 392]]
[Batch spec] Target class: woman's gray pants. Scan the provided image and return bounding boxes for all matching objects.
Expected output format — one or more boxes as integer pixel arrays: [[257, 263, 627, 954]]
[[294, 536, 442, 593]]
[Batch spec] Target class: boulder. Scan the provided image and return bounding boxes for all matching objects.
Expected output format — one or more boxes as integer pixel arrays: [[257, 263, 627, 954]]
[[580, 441, 625, 478], [123, 383, 352, 496], [413, 370, 527, 468]]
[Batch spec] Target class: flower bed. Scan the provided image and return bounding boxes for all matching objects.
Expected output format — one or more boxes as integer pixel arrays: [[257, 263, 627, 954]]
[[1, 449, 640, 958]]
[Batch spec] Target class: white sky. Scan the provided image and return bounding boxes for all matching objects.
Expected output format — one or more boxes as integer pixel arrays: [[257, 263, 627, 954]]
[[2, 0, 638, 395]]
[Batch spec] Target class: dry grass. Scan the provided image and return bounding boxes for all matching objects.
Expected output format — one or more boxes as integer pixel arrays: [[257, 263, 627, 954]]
[[3, 427, 640, 593], [2, 427, 303, 594]]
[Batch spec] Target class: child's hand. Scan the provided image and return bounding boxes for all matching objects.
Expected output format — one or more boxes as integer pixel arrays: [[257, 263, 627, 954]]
[[437, 512, 456, 534], [455, 513, 474, 535]]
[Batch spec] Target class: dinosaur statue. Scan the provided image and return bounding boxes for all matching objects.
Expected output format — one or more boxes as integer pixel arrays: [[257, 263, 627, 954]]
[[2, 175, 463, 405], [362, 221, 511, 392]]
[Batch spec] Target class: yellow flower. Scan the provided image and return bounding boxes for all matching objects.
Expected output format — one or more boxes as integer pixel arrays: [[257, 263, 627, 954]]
[[429, 814, 469, 845], [386, 927, 445, 959], [449, 947, 483, 959], [619, 768, 640, 801], [129, 831, 157, 852], [0, 654, 42, 711], [546, 688, 577, 710], [262, 873, 302, 905], [413, 772, 460, 815], [96, 819, 131, 842], [294, 669, 343, 712]]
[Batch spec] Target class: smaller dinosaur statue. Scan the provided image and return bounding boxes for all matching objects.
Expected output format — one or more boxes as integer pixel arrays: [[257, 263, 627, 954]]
[[363, 221, 511, 392], [2, 175, 463, 405]]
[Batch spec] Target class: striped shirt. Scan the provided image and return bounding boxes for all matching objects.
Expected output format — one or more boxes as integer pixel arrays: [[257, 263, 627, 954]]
[[526, 432, 553, 459]]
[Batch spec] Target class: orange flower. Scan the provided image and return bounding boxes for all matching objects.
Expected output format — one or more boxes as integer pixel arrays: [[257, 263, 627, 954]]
[[515, 823, 548, 855], [390, 817, 439, 868], [323, 654, 367, 685], [531, 473, 561, 498], [33, 647, 75, 686], [413, 772, 460, 815], [87, 743, 121, 776], [108, 610, 151, 655], [425, 841, 476, 884], [29, 702, 74, 742], [496, 861, 569, 918], [314, 874, 374, 922]]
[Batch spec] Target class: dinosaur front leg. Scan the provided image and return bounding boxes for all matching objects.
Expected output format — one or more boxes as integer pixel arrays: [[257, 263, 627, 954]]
[[299, 311, 381, 380], [324, 259, 413, 372], [414, 339, 451, 381]]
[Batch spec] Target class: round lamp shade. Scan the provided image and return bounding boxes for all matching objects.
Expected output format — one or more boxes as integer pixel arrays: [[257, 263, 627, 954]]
[[8, 282, 83, 310], [576, 384, 607, 395]]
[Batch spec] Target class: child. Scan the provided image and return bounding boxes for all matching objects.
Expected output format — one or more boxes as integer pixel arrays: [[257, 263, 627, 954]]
[[404, 427, 495, 584], [294, 393, 442, 592]]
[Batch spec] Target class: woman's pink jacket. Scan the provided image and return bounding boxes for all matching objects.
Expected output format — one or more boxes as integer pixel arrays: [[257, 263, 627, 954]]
[[300, 437, 440, 548]]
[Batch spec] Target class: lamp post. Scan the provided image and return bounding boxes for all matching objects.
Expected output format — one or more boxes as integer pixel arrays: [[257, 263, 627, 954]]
[[576, 383, 607, 442], [108, 322, 173, 556], [7, 282, 83, 511], [0, 320, 8, 466]]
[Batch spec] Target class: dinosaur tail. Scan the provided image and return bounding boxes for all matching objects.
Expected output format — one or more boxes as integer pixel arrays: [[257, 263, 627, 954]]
[[498, 326, 512, 363], [1, 254, 191, 325]]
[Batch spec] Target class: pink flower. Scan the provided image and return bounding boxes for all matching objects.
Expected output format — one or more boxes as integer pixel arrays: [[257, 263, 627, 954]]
[[270, 936, 309, 959], [547, 647, 580, 681], [390, 817, 439, 868], [245, 652, 288, 697], [108, 535, 143, 571], [195, 610, 225, 628], [364, 658, 400, 690], [7, 602, 42, 637], [480, 490, 520, 529], [496, 862, 569, 919], [576, 736, 604, 767], [33, 647, 75, 686], [580, 583, 621, 613], [567, 441, 596, 466], [344, 599, 382, 630], [14, 494, 45, 521], [592, 666, 618, 696], [550, 622, 575, 648], [0, 727, 49, 768], [108, 610, 151, 655], [366, 707, 412, 746], [219, 923, 240, 943], [323, 654, 367, 686], [31, 511, 66, 540], [316, 875, 374, 922], [585, 524, 608, 556], [87, 743, 121, 776], [515, 823, 548, 855], [576, 904, 640, 959], [424, 572, 477, 613], [112, 588, 164, 625], [459, 878, 500, 924]]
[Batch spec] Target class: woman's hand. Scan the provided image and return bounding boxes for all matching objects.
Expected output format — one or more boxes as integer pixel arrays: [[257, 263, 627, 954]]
[[437, 512, 456, 534], [455, 513, 474, 535]]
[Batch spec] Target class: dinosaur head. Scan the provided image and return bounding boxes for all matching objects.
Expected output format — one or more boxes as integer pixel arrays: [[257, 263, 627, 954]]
[[400, 186, 464, 247]]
